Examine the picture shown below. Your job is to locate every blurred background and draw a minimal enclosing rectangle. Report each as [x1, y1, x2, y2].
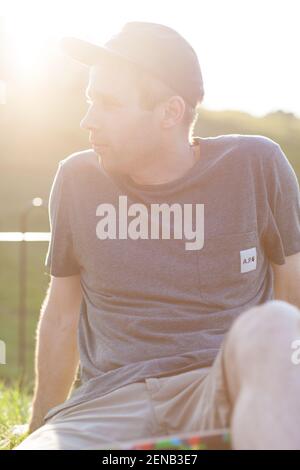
[0, 0, 299, 389]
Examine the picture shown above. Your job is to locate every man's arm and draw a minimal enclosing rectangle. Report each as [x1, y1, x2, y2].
[272, 252, 300, 310]
[28, 274, 82, 434]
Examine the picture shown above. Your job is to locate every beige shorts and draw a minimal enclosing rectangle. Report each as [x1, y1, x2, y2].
[15, 346, 232, 450]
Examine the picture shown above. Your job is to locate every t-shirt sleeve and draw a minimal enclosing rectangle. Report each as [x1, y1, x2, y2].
[262, 142, 300, 265]
[45, 161, 81, 276]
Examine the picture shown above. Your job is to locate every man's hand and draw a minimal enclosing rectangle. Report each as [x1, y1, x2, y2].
[28, 413, 45, 435]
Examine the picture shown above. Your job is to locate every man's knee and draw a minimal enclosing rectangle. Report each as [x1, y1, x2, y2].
[227, 300, 300, 357]
[223, 300, 300, 399]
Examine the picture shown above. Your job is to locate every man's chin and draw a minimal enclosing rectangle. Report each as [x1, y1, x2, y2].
[101, 156, 124, 176]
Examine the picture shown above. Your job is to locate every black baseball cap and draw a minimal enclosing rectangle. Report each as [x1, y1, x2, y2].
[60, 21, 204, 107]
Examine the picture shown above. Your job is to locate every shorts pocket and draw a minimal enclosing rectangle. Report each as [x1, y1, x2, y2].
[197, 231, 261, 308]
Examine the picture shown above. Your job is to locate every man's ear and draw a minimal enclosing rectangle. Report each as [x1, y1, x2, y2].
[161, 96, 186, 128]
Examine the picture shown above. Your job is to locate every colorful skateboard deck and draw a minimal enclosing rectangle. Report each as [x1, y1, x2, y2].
[101, 428, 231, 450]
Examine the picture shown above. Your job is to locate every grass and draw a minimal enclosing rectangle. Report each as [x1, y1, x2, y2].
[0, 382, 30, 450]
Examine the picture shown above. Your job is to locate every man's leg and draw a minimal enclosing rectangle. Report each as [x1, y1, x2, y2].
[223, 300, 300, 449]
[14, 381, 162, 450]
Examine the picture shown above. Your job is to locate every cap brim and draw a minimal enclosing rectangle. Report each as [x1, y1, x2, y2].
[60, 37, 128, 67]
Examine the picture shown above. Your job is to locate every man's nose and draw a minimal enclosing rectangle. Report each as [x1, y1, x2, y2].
[80, 106, 98, 131]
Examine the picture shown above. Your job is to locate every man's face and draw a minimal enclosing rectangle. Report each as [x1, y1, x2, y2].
[80, 60, 161, 175]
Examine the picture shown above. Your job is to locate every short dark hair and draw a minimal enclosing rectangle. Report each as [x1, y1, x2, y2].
[131, 66, 201, 141]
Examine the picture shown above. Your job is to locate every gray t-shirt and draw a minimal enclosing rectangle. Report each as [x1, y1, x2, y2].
[44, 134, 300, 420]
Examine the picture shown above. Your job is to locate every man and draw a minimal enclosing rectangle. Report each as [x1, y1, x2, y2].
[16, 22, 300, 450]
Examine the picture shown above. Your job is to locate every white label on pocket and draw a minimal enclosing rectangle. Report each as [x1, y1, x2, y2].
[240, 247, 257, 273]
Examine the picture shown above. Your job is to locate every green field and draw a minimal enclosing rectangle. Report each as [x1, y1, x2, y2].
[0, 382, 30, 450]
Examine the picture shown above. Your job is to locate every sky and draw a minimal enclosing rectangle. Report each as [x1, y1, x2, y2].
[1, 0, 300, 118]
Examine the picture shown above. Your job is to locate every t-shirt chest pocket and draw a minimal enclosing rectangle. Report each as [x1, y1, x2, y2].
[197, 231, 261, 308]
